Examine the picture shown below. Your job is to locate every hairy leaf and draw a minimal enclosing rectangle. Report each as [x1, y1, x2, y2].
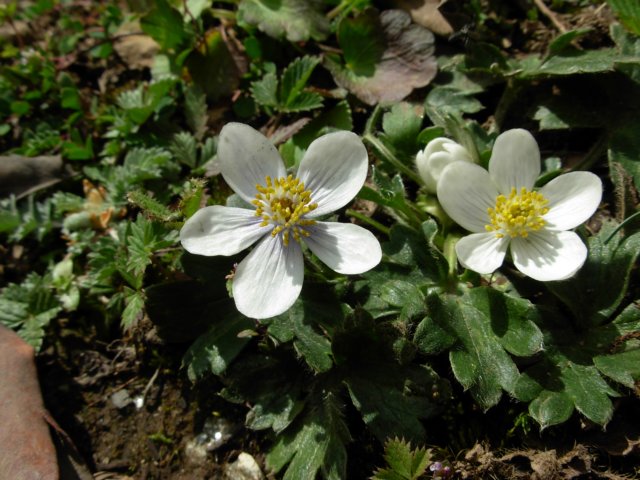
[0, 273, 61, 351]
[238, 0, 329, 42]
[183, 307, 255, 378]
[546, 222, 640, 328]
[266, 392, 350, 480]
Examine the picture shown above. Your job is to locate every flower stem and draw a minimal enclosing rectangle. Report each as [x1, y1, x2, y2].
[346, 209, 390, 236]
[604, 210, 640, 244]
[443, 232, 462, 282]
[571, 133, 607, 172]
[363, 133, 423, 185]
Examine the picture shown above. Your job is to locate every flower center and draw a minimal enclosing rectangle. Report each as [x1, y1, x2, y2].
[252, 175, 318, 246]
[486, 187, 550, 238]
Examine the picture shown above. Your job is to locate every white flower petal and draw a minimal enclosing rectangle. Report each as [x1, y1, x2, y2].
[233, 234, 304, 319]
[218, 123, 286, 204]
[511, 230, 587, 281]
[417, 138, 473, 193]
[304, 222, 382, 274]
[296, 131, 368, 217]
[180, 206, 266, 256]
[489, 129, 540, 194]
[437, 162, 499, 233]
[539, 171, 602, 230]
[455, 233, 509, 274]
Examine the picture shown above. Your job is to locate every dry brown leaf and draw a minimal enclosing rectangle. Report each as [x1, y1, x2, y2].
[0, 155, 63, 198]
[113, 21, 159, 70]
[0, 325, 59, 480]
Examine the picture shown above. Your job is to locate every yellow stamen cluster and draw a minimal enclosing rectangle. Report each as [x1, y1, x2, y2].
[252, 175, 318, 246]
[486, 187, 550, 238]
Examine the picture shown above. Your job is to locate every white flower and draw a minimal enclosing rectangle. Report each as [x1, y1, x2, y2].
[437, 129, 602, 281]
[180, 123, 382, 319]
[416, 137, 473, 193]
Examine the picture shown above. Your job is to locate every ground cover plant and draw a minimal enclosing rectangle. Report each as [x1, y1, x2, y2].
[1, 0, 640, 478]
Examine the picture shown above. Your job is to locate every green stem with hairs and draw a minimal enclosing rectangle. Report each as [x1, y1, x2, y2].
[363, 133, 423, 185]
[346, 209, 390, 236]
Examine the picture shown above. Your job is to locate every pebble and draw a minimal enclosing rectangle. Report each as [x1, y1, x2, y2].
[223, 453, 264, 480]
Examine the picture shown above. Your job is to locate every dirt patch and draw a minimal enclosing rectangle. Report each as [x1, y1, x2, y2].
[37, 319, 267, 479]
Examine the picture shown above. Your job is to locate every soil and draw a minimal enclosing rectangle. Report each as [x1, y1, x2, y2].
[38, 317, 270, 479]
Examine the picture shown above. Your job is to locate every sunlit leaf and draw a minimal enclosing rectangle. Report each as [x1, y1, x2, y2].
[238, 0, 329, 42]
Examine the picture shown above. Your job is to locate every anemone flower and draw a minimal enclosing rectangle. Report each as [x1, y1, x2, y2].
[180, 123, 382, 319]
[437, 129, 602, 281]
[415, 137, 473, 193]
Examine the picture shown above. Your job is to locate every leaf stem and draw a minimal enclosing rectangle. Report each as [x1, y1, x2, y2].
[604, 211, 640, 244]
[363, 133, 423, 185]
[346, 209, 390, 236]
[571, 133, 607, 172]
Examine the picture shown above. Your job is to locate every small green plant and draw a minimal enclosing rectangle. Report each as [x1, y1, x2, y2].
[371, 437, 434, 480]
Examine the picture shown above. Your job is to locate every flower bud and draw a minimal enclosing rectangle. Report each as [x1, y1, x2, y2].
[415, 138, 473, 193]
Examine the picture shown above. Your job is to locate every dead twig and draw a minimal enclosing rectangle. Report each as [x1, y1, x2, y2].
[533, 0, 568, 33]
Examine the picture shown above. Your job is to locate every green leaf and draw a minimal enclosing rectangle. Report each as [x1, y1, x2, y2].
[414, 315, 457, 355]
[117, 78, 178, 125]
[184, 85, 207, 140]
[514, 305, 640, 428]
[337, 9, 385, 76]
[170, 131, 198, 168]
[548, 28, 593, 55]
[0, 273, 62, 351]
[428, 292, 521, 409]
[221, 354, 306, 433]
[185, 29, 239, 101]
[535, 48, 636, 76]
[238, 0, 329, 42]
[467, 288, 544, 357]
[251, 72, 279, 108]
[607, 0, 640, 35]
[382, 102, 423, 153]
[268, 287, 342, 372]
[345, 365, 439, 443]
[517, 351, 618, 428]
[379, 280, 426, 321]
[127, 190, 177, 222]
[121, 288, 145, 330]
[125, 215, 178, 280]
[594, 349, 640, 388]
[60, 86, 82, 110]
[280, 56, 320, 107]
[546, 223, 640, 327]
[425, 86, 483, 117]
[610, 23, 640, 84]
[266, 392, 349, 480]
[609, 117, 640, 193]
[183, 307, 255, 379]
[335, 322, 444, 443]
[288, 100, 353, 153]
[528, 390, 574, 429]
[140, 0, 188, 50]
[372, 438, 432, 480]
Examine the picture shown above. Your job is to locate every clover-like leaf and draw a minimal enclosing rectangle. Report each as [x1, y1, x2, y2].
[325, 9, 437, 105]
